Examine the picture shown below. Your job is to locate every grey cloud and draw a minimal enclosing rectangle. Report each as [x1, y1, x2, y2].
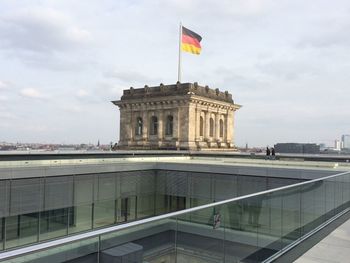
[0, 8, 91, 54]
[213, 68, 270, 91]
[0, 80, 11, 89]
[297, 21, 350, 49]
[19, 88, 49, 99]
[256, 60, 320, 80]
[104, 69, 157, 86]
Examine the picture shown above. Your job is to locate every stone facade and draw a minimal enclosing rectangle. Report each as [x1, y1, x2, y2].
[112, 82, 241, 150]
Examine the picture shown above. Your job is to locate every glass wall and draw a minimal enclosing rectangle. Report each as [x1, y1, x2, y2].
[0, 169, 311, 252]
[1, 172, 349, 263]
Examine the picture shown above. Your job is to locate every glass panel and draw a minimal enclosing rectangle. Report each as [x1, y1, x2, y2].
[68, 204, 93, 234]
[314, 180, 326, 226]
[257, 192, 282, 261]
[44, 177, 73, 211]
[224, 198, 259, 262]
[93, 200, 116, 228]
[154, 194, 168, 215]
[2, 237, 99, 263]
[324, 179, 335, 220]
[344, 174, 350, 209]
[5, 213, 39, 249]
[10, 178, 43, 216]
[0, 218, 3, 251]
[74, 174, 93, 206]
[0, 180, 10, 218]
[39, 208, 68, 241]
[334, 176, 343, 214]
[281, 186, 301, 247]
[137, 194, 155, 219]
[176, 205, 225, 263]
[100, 218, 175, 262]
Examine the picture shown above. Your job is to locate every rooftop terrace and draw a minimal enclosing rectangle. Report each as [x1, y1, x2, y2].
[0, 152, 349, 263]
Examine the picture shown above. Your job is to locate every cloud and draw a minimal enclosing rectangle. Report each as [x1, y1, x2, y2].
[298, 28, 350, 49]
[0, 111, 17, 119]
[166, 0, 271, 17]
[0, 95, 9, 102]
[62, 104, 84, 113]
[0, 7, 91, 54]
[76, 89, 89, 97]
[104, 69, 157, 85]
[256, 60, 320, 80]
[0, 80, 10, 89]
[19, 88, 47, 99]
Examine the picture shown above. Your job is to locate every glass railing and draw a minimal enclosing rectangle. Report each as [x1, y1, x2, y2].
[0, 171, 349, 263]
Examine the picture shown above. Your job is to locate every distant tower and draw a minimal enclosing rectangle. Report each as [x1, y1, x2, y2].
[112, 82, 241, 150]
[334, 140, 341, 151]
[341, 135, 350, 149]
[97, 140, 100, 147]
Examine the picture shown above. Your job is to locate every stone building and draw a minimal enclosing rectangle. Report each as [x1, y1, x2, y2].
[112, 82, 241, 150]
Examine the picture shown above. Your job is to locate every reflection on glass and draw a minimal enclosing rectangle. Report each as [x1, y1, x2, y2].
[137, 194, 155, 219]
[281, 187, 301, 247]
[93, 200, 115, 228]
[0, 218, 3, 251]
[224, 199, 259, 262]
[68, 205, 93, 234]
[257, 192, 282, 261]
[40, 208, 68, 241]
[177, 206, 225, 263]
[5, 213, 39, 249]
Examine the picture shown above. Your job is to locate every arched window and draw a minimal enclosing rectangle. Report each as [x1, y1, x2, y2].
[219, 119, 224, 137]
[209, 118, 214, 137]
[166, 115, 173, 136]
[150, 116, 158, 135]
[135, 117, 143, 136]
[199, 116, 204, 136]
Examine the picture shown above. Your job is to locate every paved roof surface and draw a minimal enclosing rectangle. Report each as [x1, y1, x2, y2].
[295, 218, 350, 263]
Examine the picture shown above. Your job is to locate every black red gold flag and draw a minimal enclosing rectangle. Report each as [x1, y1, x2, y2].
[181, 26, 202, 55]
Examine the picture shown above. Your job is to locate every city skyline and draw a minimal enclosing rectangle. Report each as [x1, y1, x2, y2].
[1, 0, 350, 147]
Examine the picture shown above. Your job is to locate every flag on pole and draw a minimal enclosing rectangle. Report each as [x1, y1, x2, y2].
[181, 26, 202, 55]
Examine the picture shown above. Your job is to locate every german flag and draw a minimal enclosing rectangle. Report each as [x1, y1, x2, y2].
[181, 26, 202, 55]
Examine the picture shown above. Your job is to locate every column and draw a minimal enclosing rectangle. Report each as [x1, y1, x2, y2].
[128, 104, 135, 142]
[226, 109, 234, 146]
[195, 106, 199, 140]
[204, 111, 210, 140]
[224, 112, 228, 143]
[173, 108, 180, 140]
[158, 110, 164, 141]
[142, 108, 148, 141]
[215, 112, 220, 141]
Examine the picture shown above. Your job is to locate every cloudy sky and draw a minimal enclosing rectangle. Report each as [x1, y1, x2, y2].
[0, 0, 349, 147]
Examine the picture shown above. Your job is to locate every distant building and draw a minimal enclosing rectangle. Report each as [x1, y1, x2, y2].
[341, 135, 350, 149]
[319, 143, 327, 151]
[112, 82, 241, 150]
[334, 140, 341, 151]
[274, 143, 320, 154]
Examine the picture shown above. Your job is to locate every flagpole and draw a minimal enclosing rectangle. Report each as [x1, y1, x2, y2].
[178, 22, 182, 82]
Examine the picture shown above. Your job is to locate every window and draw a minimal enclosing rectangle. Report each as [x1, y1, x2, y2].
[220, 119, 224, 137]
[199, 116, 204, 136]
[166, 115, 173, 136]
[135, 117, 143, 136]
[150, 116, 158, 135]
[209, 118, 214, 137]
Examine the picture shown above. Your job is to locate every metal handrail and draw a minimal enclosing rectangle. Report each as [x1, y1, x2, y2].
[0, 170, 349, 261]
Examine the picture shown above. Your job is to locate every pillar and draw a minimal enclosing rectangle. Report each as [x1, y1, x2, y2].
[204, 111, 210, 140]
[215, 111, 220, 141]
[158, 110, 164, 141]
[142, 108, 148, 141]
